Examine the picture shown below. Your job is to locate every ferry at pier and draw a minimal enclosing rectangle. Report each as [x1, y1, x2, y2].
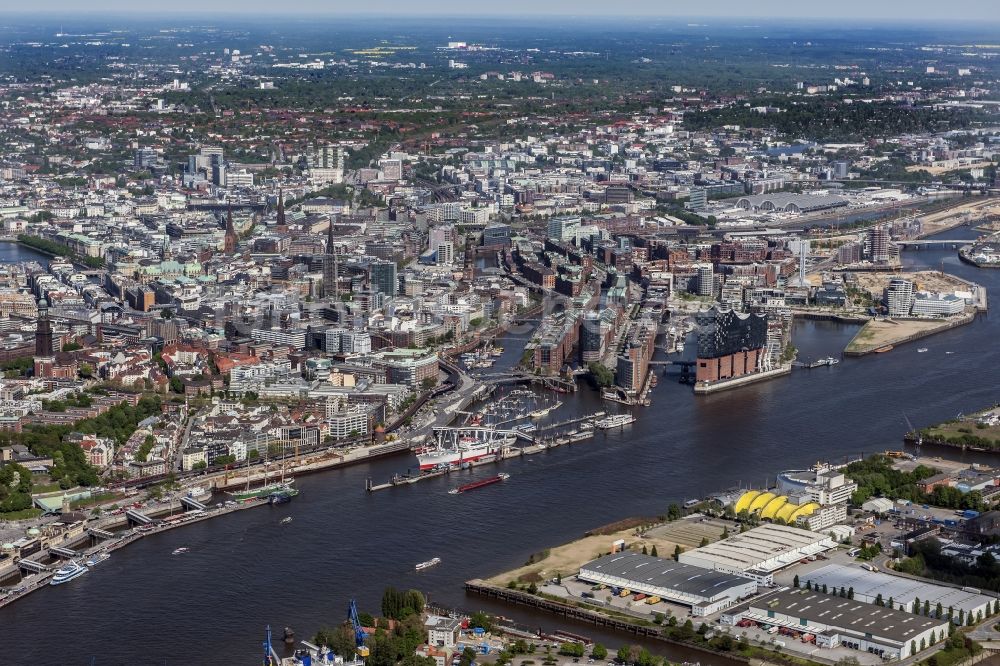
[415, 557, 441, 571]
[50, 561, 88, 586]
[85, 552, 110, 567]
[595, 414, 636, 429]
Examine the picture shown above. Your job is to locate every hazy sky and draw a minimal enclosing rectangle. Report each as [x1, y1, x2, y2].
[10, 0, 1000, 21]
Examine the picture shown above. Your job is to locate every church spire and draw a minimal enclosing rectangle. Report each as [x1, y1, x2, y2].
[224, 205, 237, 254]
[276, 188, 286, 227]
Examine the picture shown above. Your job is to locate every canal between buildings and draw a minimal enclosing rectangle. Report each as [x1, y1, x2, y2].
[2, 226, 999, 665]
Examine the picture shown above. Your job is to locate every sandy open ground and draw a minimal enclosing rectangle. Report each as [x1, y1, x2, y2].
[484, 517, 727, 586]
[844, 318, 949, 353]
[851, 270, 971, 297]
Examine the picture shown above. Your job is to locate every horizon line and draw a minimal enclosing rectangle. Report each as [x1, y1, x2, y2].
[3, 11, 1000, 25]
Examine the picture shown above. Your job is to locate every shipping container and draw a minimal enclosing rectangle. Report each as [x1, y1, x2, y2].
[619, 588, 631, 597]
[645, 596, 661, 605]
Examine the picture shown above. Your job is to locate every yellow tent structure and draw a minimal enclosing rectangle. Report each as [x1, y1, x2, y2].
[734, 490, 761, 513]
[733, 490, 820, 524]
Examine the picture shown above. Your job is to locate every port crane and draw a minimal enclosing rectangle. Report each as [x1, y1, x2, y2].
[903, 413, 923, 446]
[262, 625, 280, 666]
[349, 599, 370, 656]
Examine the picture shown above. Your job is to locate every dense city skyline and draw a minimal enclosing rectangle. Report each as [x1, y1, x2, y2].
[1, 7, 1000, 666]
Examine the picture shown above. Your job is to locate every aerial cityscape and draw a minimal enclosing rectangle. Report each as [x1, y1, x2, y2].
[2, 3, 1000, 665]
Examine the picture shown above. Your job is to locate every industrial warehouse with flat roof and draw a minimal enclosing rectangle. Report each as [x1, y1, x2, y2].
[578, 553, 757, 616]
[678, 524, 836, 583]
[722, 588, 950, 660]
[801, 564, 996, 619]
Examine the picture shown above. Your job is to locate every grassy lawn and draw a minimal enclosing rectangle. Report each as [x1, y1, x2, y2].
[32, 481, 66, 494]
[70, 491, 121, 510]
[0, 507, 43, 521]
[924, 420, 1000, 449]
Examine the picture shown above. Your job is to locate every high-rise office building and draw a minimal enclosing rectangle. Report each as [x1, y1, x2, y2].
[370, 261, 397, 297]
[866, 226, 891, 264]
[696, 263, 714, 297]
[306, 144, 345, 183]
[884, 279, 914, 317]
[134, 148, 158, 169]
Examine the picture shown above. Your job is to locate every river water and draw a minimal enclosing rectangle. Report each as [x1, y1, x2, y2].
[0, 242, 51, 266]
[2, 226, 998, 665]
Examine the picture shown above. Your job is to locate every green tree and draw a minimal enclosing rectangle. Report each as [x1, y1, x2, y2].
[591, 644, 607, 660]
[588, 362, 614, 387]
[469, 611, 492, 633]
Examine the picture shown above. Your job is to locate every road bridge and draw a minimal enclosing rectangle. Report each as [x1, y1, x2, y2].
[895, 239, 969, 249]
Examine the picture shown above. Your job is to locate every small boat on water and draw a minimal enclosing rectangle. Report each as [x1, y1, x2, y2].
[529, 401, 562, 419]
[449, 473, 510, 495]
[874, 345, 894, 353]
[269, 489, 297, 505]
[172, 547, 189, 555]
[280, 517, 293, 525]
[85, 552, 110, 567]
[415, 557, 441, 571]
[50, 561, 88, 586]
[917, 348, 928, 353]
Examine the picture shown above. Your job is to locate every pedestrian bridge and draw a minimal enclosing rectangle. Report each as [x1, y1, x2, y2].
[180, 495, 207, 511]
[17, 559, 49, 573]
[49, 546, 78, 559]
[124, 508, 153, 525]
[87, 527, 115, 540]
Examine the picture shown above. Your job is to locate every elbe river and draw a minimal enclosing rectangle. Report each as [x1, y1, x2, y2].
[1, 228, 998, 665]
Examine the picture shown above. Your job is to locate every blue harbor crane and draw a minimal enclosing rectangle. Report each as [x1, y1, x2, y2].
[349, 598, 366, 648]
[348, 598, 372, 656]
[263, 625, 279, 665]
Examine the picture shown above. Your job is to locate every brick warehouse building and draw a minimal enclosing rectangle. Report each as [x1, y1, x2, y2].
[695, 306, 768, 383]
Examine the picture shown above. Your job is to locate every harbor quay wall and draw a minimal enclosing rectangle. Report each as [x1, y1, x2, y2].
[464, 581, 832, 666]
[788, 310, 869, 324]
[693, 365, 792, 395]
[844, 312, 976, 357]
